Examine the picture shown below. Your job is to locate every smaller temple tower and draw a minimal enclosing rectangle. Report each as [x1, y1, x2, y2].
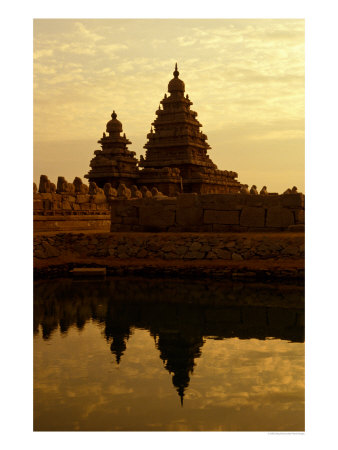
[85, 111, 139, 188]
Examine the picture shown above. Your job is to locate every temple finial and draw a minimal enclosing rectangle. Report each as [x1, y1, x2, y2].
[173, 62, 179, 78]
[111, 110, 117, 119]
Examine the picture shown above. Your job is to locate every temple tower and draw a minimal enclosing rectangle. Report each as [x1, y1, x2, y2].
[85, 111, 139, 188]
[139, 64, 241, 194]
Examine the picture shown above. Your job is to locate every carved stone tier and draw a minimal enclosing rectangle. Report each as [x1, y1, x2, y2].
[140, 64, 241, 194]
[137, 167, 183, 197]
[85, 111, 139, 189]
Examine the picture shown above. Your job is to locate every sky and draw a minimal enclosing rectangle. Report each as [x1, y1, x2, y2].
[33, 19, 304, 193]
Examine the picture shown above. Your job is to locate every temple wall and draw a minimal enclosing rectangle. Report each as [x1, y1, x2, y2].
[34, 180, 304, 233]
[33, 192, 110, 232]
[110, 193, 305, 232]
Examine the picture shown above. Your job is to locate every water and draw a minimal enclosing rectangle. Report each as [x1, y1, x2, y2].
[34, 277, 304, 431]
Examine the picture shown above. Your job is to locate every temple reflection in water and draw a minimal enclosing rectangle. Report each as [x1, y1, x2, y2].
[34, 277, 304, 405]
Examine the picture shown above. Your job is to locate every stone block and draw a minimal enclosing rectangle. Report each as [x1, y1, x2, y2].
[93, 193, 107, 204]
[204, 209, 240, 225]
[41, 242, 60, 258]
[43, 199, 53, 210]
[176, 206, 203, 226]
[116, 205, 138, 217]
[293, 209, 305, 224]
[110, 215, 122, 224]
[33, 200, 44, 211]
[96, 203, 109, 211]
[76, 194, 90, 204]
[212, 224, 233, 232]
[177, 193, 201, 208]
[266, 206, 294, 228]
[240, 207, 265, 227]
[72, 203, 80, 211]
[232, 253, 243, 261]
[214, 248, 231, 259]
[244, 196, 264, 207]
[139, 205, 175, 228]
[281, 194, 304, 208]
[110, 224, 131, 232]
[51, 193, 62, 202]
[288, 224, 305, 232]
[81, 203, 92, 210]
[261, 195, 282, 207]
[123, 216, 139, 225]
[184, 250, 206, 259]
[200, 194, 244, 210]
[40, 193, 53, 201]
[152, 198, 177, 206]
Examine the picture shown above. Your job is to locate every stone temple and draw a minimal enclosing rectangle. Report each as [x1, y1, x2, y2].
[86, 64, 241, 195]
[85, 111, 139, 188]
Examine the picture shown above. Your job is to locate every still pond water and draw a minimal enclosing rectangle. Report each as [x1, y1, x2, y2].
[34, 277, 304, 431]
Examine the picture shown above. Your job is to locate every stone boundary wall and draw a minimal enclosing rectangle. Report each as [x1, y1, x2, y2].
[34, 192, 110, 215]
[34, 232, 304, 261]
[110, 193, 305, 232]
[33, 192, 110, 232]
[33, 187, 304, 233]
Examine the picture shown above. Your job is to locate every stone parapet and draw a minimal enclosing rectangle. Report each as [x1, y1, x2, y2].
[110, 193, 305, 232]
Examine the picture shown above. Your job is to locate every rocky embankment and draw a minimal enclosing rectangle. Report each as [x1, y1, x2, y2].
[34, 232, 305, 280]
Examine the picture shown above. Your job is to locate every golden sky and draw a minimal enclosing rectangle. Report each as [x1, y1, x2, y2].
[33, 19, 304, 193]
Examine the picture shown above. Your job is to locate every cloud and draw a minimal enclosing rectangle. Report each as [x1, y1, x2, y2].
[74, 21, 105, 43]
[33, 48, 53, 59]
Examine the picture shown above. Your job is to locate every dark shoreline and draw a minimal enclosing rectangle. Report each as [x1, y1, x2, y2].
[33, 257, 304, 282]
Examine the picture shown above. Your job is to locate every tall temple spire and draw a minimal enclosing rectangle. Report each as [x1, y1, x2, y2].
[141, 64, 241, 194]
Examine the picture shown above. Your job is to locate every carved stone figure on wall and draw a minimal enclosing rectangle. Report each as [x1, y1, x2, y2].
[39, 175, 51, 193]
[103, 182, 117, 199]
[130, 185, 142, 199]
[73, 177, 89, 194]
[140, 186, 152, 198]
[117, 183, 131, 199]
[240, 184, 249, 194]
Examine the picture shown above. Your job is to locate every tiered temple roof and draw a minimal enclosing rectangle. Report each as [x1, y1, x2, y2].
[85, 64, 242, 194]
[139, 64, 241, 194]
[85, 111, 139, 188]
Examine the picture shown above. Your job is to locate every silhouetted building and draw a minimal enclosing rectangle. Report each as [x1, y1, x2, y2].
[85, 111, 139, 188]
[140, 64, 241, 195]
[104, 303, 132, 365]
[85, 65, 242, 194]
[156, 330, 204, 405]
